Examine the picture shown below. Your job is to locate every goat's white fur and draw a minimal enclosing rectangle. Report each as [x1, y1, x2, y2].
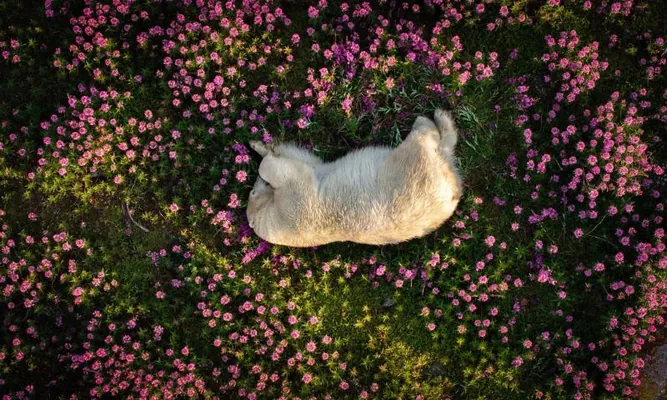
[246, 109, 463, 247]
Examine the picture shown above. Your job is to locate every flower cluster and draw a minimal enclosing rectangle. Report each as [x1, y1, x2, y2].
[0, 38, 21, 64]
[541, 31, 609, 122]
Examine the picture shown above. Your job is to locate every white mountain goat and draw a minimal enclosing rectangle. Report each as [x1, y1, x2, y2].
[246, 109, 463, 247]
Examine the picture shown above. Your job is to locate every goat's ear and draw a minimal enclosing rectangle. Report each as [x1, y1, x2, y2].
[258, 154, 304, 188]
[250, 140, 271, 157]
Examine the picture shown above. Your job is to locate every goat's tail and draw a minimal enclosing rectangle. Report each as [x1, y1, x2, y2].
[434, 109, 458, 156]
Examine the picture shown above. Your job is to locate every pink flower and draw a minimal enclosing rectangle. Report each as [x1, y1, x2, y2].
[302, 373, 313, 384]
[537, 269, 551, 283]
[296, 118, 308, 129]
[341, 97, 353, 114]
[236, 170, 247, 182]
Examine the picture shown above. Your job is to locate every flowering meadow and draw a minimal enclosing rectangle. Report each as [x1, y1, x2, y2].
[1, 0, 666, 399]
